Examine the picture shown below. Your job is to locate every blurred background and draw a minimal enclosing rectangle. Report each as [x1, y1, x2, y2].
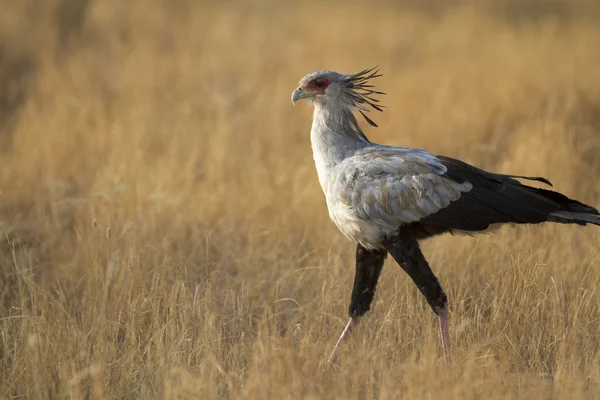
[1, 0, 600, 398]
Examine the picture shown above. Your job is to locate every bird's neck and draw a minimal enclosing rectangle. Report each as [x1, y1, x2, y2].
[310, 104, 370, 188]
[310, 105, 369, 163]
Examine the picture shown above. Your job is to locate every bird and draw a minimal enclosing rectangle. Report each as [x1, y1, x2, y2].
[290, 67, 600, 366]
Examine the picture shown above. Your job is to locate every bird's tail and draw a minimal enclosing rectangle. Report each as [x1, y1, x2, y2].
[532, 186, 600, 226]
[550, 210, 600, 225]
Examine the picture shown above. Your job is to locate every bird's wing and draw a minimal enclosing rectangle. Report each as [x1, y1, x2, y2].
[333, 147, 588, 234]
[333, 148, 473, 230]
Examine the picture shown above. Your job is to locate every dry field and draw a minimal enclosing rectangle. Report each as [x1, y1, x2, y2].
[1, 0, 600, 398]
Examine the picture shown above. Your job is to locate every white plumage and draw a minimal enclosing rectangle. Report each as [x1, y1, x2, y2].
[328, 147, 473, 249]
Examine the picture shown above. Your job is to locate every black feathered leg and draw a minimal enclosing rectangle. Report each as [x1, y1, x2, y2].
[327, 244, 387, 365]
[383, 227, 451, 365]
[349, 245, 388, 317]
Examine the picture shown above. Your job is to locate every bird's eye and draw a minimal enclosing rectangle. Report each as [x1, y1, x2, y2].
[315, 80, 325, 88]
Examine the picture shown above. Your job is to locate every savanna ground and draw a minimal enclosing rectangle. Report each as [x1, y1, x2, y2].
[1, 0, 600, 398]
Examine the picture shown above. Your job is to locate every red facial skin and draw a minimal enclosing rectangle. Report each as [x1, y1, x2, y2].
[305, 78, 331, 94]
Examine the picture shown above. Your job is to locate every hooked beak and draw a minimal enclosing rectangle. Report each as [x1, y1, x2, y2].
[291, 88, 315, 105]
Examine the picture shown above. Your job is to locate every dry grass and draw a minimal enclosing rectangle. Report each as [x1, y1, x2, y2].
[1, 0, 600, 398]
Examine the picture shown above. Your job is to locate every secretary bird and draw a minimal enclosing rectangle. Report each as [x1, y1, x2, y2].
[291, 67, 600, 365]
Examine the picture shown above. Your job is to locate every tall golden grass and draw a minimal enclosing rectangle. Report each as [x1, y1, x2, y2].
[1, 0, 600, 398]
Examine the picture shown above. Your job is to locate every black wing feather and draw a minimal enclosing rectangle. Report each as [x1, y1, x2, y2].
[417, 156, 599, 232]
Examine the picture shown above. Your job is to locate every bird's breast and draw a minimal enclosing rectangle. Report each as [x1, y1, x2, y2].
[324, 189, 385, 250]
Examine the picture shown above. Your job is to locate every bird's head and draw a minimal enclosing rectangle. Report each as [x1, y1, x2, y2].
[291, 67, 385, 127]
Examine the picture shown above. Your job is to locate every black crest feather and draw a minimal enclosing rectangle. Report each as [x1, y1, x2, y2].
[344, 66, 385, 127]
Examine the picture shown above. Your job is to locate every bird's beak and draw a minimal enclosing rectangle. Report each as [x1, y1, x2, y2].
[291, 88, 314, 105]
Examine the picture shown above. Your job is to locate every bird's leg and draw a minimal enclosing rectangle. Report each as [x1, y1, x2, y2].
[327, 244, 387, 365]
[438, 303, 451, 365]
[326, 317, 359, 365]
[383, 227, 451, 366]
